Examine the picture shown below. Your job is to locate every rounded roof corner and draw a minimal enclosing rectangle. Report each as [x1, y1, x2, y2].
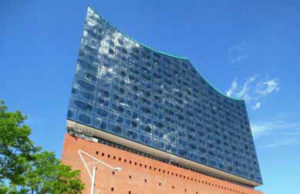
[205, 80, 244, 101]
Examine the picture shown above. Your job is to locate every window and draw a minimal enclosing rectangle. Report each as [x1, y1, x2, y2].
[96, 108, 108, 117]
[78, 114, 91, 124]
[108, 48, 115, 55]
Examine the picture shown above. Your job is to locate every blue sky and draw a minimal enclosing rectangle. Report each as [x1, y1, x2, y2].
[1, 0, 299, 193]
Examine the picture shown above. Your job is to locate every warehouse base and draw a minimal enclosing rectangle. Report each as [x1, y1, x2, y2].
[62, 133, 262, 194]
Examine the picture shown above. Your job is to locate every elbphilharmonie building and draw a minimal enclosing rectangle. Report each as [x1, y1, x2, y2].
[62, 7, 263, 194]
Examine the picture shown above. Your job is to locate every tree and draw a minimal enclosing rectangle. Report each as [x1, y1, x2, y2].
[0, 100, 38, 185]
[21, 152, 84, 194]
[0, 100, 84, 193]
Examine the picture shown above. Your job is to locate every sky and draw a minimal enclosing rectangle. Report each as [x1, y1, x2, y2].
[1, 0, 299, 193]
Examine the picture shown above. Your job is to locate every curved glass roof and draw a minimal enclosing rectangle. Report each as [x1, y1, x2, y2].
[88, 6, 243, 101]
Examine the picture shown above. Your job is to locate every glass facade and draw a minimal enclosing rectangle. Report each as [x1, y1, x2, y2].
[67, 7, 262, 184]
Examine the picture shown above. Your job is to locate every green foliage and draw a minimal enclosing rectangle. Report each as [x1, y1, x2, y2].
[0, 100, 39, 185]
[0, 100, 84, 193]
[0, 181, 18, 194]
[22, 152, 84, 193]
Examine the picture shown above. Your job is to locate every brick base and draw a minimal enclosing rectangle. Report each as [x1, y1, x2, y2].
[62, 133, 262, 194]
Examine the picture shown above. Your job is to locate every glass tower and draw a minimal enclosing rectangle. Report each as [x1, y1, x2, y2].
[67, 7, 262, 185]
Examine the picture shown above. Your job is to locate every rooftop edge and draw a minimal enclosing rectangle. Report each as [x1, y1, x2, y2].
[86, 6, 244, 102]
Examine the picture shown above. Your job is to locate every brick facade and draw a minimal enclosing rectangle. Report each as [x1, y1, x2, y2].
[62, 133, 262, 194]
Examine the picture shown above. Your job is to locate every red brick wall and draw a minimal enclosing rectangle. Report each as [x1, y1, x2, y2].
[62, 133, 263, 194]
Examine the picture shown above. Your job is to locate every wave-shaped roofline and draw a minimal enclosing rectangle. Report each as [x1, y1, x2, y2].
[87, 6, 244, 101]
